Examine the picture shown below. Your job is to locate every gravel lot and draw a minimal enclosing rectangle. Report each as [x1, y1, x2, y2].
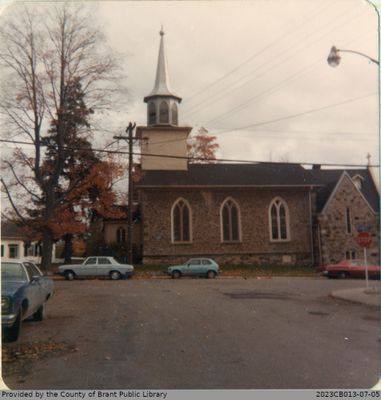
[3, 277, 380, 389]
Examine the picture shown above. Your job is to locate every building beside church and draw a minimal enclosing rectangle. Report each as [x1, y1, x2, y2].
[133, 30, 379, 267]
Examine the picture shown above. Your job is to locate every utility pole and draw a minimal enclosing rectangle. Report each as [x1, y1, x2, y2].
[114, 122, 137, 264]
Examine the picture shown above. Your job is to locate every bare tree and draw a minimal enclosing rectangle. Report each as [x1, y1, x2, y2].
[0, 3, 125, 270]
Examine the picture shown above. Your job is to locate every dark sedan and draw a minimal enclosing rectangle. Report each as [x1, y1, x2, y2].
[1, 260, 54, 342]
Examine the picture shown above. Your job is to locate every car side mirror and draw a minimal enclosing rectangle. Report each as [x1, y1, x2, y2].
[31, 275, 40, 282]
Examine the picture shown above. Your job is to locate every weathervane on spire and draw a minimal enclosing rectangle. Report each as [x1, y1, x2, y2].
[160, 25, 164, 36]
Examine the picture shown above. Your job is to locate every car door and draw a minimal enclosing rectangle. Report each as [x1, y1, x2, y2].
[350, 260, 363, 278]
[187, 259, 201, 276]
[201, 259, 212, 275]
[96, 257, 113, 277]
[23, 262, 44, 316]
[33, 264, 52, 297]
[79, 257, 98, 276]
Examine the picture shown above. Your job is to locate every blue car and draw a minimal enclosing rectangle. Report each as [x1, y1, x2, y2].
[168, 258, 220, 279]
[1, 260, 54, 342]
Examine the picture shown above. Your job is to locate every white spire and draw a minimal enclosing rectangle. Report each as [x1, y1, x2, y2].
[145, 28, 180, 100]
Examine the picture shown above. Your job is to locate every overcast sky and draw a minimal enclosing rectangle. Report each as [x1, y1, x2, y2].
[92, 0, 380, 168]
[1, 0, 380, 169]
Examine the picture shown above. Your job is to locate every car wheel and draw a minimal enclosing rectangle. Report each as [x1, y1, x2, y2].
[65, 270, 75, 281]
[339, 271, 349, 279]
[110, 271, 121, 280]
[172, 270, 181, 279]
[4, 308, 22, 342]
[33, 302, 45, 322]
[207, 270, 216, 279]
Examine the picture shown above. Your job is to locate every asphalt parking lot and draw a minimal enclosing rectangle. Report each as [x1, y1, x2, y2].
[2, 277, 380, 389]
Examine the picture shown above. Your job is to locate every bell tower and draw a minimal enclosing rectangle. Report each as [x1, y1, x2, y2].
[137, 28, 192, 171]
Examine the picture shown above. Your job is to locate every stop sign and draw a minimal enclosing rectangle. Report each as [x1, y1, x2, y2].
[356, 232, 372, 248]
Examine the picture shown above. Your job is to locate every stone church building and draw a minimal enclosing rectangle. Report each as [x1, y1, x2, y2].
[130, 30, 379, 267]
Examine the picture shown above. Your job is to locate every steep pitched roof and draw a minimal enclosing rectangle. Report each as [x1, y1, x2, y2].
[136, 163, 379, 213]
[144, 29, 181, 102]
[136, 163, 314, 187]
[308, 168, 379, 212]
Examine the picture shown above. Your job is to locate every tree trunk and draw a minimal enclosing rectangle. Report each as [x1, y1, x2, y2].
[63, 233, 73, 264]
[41, 228, 54, 271]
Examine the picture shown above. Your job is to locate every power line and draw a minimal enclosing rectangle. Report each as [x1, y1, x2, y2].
[5, 90, 373, 154]
[203, 60, 320, 127]
[183, 1, 332, 105]
[182, 4, 361, 119]
[0, 138, 377, 168]
[215, 92, 378, 134]
[203, 29, 378, 127]
[203, 33, 374, 127]
[139, 91, 378, 147]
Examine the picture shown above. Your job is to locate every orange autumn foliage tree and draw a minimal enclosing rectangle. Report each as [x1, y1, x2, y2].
[187, 127, 219, 163]
[16, 157, 126, 257]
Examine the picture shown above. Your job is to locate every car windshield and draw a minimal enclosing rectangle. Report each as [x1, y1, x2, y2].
[1, 262, 28, 282]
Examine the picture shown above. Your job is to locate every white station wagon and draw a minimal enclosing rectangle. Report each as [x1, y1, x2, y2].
[58, 257, 134, 280]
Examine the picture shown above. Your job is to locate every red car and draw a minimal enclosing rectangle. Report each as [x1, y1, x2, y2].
[322, 259, 380, 279]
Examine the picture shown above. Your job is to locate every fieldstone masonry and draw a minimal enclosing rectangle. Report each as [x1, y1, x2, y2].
[318, 174, 379, 265]
[139, 187, 313, 266]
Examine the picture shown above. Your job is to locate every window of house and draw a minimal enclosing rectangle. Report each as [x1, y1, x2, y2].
[148, 102, 156, 125]
[269, 197, 290, 241]
[172, 199, 192, 243]
[29, 245, 34, 256]
[24, 243, 34, 257]
[159, 101, 169, 124]
[116, 227, 126, 243]
[1, 245, 4, 257]
[346, 208, 352, 234]
[345, 250, 357, 260]
[221, 198, 241, 242]
[171, 103, 178, 125]
[8, 244, 19, 259]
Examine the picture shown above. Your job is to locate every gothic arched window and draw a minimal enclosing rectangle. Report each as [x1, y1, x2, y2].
[159, 101, 169, 124]
[346, 207, 352, 234]
[171, 103, 178, 125]
[171, 198, 192, 242]
[269, 197, 290, 241]
[148, 102, 156, 125]
[116, 226, 126, 243]
[221, 198, 241, 242]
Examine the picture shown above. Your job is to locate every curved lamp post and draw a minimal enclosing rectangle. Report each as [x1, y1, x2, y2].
[327, 1, 380, 291]
[327, 46, 379, 67]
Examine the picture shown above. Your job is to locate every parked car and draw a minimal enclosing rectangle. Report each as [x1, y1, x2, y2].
[58, 256, 134, 280]
[168, 258, 219, 279]
[322, 259, 381, 279]
[1, 260, 54, 342]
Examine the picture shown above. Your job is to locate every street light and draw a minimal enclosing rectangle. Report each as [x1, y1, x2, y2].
[327, 35, 380, 290]
[327, 45, 379, 67]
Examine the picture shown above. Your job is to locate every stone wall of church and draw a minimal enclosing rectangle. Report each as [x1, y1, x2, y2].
[138, 187, 314, 266]
[317, 175, 379, 265]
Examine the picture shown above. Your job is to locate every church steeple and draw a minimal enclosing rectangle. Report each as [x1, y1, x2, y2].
[144, 28, 182, 126]
[137, 28, 191, 171]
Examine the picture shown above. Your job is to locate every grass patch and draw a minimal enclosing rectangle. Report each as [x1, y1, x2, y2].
[220, 264, 318, 276]
[134, 264, 318, 277]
